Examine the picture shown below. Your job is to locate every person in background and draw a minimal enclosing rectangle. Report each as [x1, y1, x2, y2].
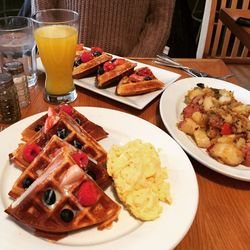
[31, 0, 176, 57]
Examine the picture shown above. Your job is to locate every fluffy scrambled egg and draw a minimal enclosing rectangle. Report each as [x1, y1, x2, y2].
[107, 139, 171, 221]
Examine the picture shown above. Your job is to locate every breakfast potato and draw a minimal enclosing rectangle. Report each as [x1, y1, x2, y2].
[178, 118, 199, 135]
[193, 129, 211, 148]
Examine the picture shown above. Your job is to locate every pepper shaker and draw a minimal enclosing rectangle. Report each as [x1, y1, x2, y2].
[0, 72, 21, 123]
[3, 61, 30, 108]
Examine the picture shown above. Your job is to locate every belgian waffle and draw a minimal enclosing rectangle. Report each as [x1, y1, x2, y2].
[5, 150, 121, 233]
[10, 112, 107, 171]
[116, 67, 165, 96]
[73, 53, 112, 79]
[9, 135, 112, 200]
[21, 105, 108, 142]
[96, 60, 137, 88]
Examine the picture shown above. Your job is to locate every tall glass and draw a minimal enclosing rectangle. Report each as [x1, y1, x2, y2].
[32, 9, 79, 104]
[0, 16, 37, 87]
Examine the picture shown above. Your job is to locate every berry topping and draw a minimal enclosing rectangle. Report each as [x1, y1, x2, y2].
[71, 151, 89, 169]
[57, 128, 69, 139]
[74, 57, 82, 67]
[93, 51, 102, 57]
[23, 143, 42, 163]
[34, 124, 43, 132]
[91, 47, 103, 54]
[86, 170, 96, 180]
[103, 61, 115, 72]
[60, 208, 74, 222]
[137, 67, 153, 77]
[77, 180, 98, 206]
[128, 73, 145, 82]
[113, 58, 125, 66]
[72, 139, 82, 149]
[97, 66, 104, 75]
[144, 76, 152, 80]
[44, 107, 59, 133]
[59, 103, 74, 116]
[22, 176, 34, 189]
[75, 118, 82, 125]
[80, 52, 93, 63]
[43, 188, 56, 205]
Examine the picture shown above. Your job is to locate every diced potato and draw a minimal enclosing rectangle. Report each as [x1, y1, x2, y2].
[232, 104, 250, 116]
[187, 88, 204, 102]
[203, 96, 214, 111]
[178, 118, 199, 135]
[217, 135, 235, 144]
[191, 111, 207, 127]
[193, 129, 211, 148]
[208, 142, 244, 166]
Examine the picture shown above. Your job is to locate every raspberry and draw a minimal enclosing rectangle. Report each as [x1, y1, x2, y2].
[80, 52, 93, 63]
[113, 58, 125, 66]
[59, 104, 74, 116]
[77, 180, 98, 206]
[103, 61, 115, 71]
[23, 143, 42, 163]
[91, 47, 103, 54]
[71, 151, 89, 169]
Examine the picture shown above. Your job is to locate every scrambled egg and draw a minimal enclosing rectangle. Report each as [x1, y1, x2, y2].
[107, 139, 171, 221]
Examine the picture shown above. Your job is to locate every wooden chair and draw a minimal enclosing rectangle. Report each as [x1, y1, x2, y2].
[196, 0, 250, 63]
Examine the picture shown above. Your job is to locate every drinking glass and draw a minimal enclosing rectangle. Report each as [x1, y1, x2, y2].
[32, 9, 79, 104]
[0, 16, 37, 87]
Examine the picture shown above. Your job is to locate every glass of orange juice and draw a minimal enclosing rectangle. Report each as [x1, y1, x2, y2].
[32, 9, 79, 103]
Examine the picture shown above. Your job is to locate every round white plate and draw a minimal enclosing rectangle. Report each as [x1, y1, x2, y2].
[160, 77, 250, 182]
[0, 107, 198, 250]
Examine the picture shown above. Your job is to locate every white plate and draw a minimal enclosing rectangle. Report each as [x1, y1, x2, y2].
[160, 77, 250, 182]
[0, 107, 198, 250]
[37, 57, 180, 110]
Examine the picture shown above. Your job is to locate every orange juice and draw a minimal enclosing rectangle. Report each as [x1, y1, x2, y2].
[34, 25, 78, 95]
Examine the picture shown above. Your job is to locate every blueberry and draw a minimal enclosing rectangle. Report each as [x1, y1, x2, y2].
[87, 170, 96, 180]
[74, 58, 82, 67]
[75, 118, 82, 125]
[43, 189, 56, 205]
[57, 128, 68, 139]
[97, 66, 104, 75]
[34, 124, 43, 132]
[72, 139, 82, 149]
[144, 76, 152, 80]
[60, 208, 74, 222]
[93, 51, 102, 57]
[22, 177, 34, 188]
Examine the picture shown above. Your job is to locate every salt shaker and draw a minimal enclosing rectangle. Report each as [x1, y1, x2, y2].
[3, 61, 30, 108]
[0, 72, 21, 123]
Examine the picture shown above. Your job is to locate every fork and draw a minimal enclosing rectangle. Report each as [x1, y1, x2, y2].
[154, 54, 234, 80]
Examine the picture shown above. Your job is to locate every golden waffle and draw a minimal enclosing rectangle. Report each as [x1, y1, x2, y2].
[21, 105, 108, 142]
[9, 135, 112, 199]
[5, 150, 121, 233]
[10, 112, 107, 171]
[116, 67, 165, 96]
[96, 60, 137, 88]
[73, 53, 112, 79]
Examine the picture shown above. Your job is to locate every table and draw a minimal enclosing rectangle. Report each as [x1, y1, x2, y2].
[219, 8, 250, 50]
[1, 58, 250, 249]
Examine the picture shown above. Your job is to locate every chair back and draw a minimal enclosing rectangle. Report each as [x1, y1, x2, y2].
[196, 0, 250, 63]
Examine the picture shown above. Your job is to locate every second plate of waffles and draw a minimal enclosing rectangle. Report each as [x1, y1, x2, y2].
[0, 107, 198, 250]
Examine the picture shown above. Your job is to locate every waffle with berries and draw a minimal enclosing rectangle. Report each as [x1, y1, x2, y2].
[116, 67, 165, 96]
[5, 149, 121, 233]
[96, 59, 137, 88]
[21, 104, 108, 142]
[9, 111, 107, 171]
[9, 135, 112, 200]
[73, 47, 112, 79]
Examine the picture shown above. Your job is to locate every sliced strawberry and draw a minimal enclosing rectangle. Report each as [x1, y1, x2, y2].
[23, 143, 42, 163]
[44, 107, 59, 133]
[71, 151, 89, 169]
[91, 47, 103, 53]
[77, 180, 98, 206]
[103, 61, 115, 71]
[47, 106, 57, 117]
[113, 58, 125, 66]
[81, 52, 93, 63]
[137, 67, 153, 77]
[128, 73, 144, 82]
[59, 103, 74, 116]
